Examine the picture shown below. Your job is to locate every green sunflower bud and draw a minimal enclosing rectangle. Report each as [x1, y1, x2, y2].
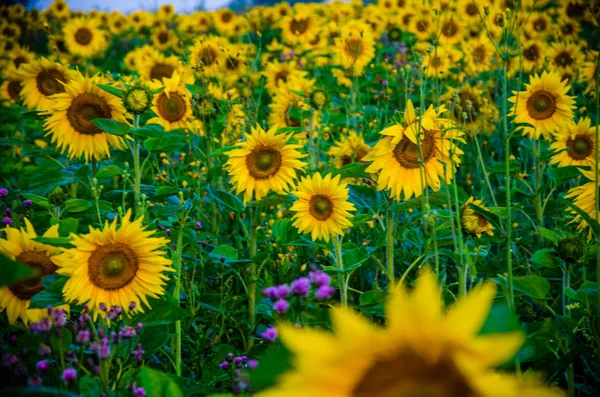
[310, 89, 328, 110]
[123, 85, 152, 115]
[48, 186, 66, 206]
[557, 236, 584, 263]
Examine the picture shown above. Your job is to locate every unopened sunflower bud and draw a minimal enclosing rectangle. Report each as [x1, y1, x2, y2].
[48, 186, 66, 206]
[124, 86, 152, 115]
[557, 236, 584, 263]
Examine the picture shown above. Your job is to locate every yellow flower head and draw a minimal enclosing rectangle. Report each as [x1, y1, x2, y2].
[461, 197, 495, 238]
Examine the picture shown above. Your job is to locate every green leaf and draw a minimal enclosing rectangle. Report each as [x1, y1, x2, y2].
[80, 375, 104, 397]
[58, 218, 79, 237]
[332, 162, 370, 179]
[358, 290, 387, 307]
[96, 165, 122, 179]
[32, 237, 75, 248]
[351, 214, 372, 227]
[185, 84, 204, 96]
[276, 127, 306, 134]
[247, 194, 294, 208]
[513, 275, 551, 299]
[49, 328, 72, 353]
[28, 275, 68, 309]
[538, 227, 560, 243]
[21, 110, 44, 120]
[207, 186, 245, 213]
[22, 193, 52, 208]
[0, 252, 36, 288]
[271, 219, 298, 245]
[64, 199, 92, 213]
[91, 119, 130, 136]
[97, 84, 125, 98]
[210, 245, 238, 262]
[251, 344, 292, 389]
[210, 144, 238, 157]
[144, 136, 186, 152]
[137, 367, 184, 397]
[390, 193, 448, 211]
[128, 295, 188, 327]
[547, 166, 582, 184]
[131, 124, 164, 138]
[531, 249, 560, 269]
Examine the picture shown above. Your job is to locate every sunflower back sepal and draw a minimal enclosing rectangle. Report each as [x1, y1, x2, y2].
[96, 84, 125, 99]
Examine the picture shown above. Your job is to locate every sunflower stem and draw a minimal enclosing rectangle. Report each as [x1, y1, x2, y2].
[386, 205, 394, 285]
[132, 115, 141, 216]
[172, 224, 184, 376]
[533, 138, 544, 230]
[248, 208, 259, 348]
[333, 234, 347, 308]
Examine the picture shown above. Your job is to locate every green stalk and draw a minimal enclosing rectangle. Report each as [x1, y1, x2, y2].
[172, 226, 184, 376]
[386, 205, 395, 285]
[533, 139, 543, 229]
[132, 115, 141, 216]
[247, 209, 259, 348]
[333, 235, 347, 308]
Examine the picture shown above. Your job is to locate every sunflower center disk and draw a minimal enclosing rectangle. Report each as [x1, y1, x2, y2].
[290, 18, 309, 35]
[157, 92, 187, 122]
[199, 47, 217, 66]
[527, 90, 556, 120]
[9, 250, 56, 300]
[36, 69, 67, 96]
[158, 32, 169, 44]
[346, 38, 363, 59]
[75, 27, 93, 45]
[8, 80, 22, 99]
[352, 351, 475, 397]
[67, 92, 112, 135]
[309, 195, 334, 221]
[88, 243, 139, 290]
[568, 135, 593, 160]
[442, 21, 458, 37]
[393, 131, 435, 169]
[150, 63, 175, 81]
[247, 148, 282, 179]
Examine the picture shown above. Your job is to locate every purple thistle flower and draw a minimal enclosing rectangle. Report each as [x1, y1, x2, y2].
[247, 359, 259, 369]
[3, 353, 18, 366]
[273, 299, 289, 315]
[275, 284, 291, 299]
[129, 302, 137, 311]
[28, 374, 43, 387]
[133, 387, 146, 397]
[99, 303, 107, 312]
[233, 356, 243, 367]
[195, 221, 202, 229]
[39, 344, 51, 356]
[0, 188, 8, 196]
[261, 327, 278, 342]
[5, 208, 11, 214]
[132, 344, 144, 362]
[76, 330, 90, 344]
[315, 285, 336, 300]
[61, 368, 77, 384]
[291, 277, 311, 298]
[98, 339, 110, 359]
[37, 360, 49, 372]
[309, 270, 330, 287]
[119, 326, 137, 339]
[220, 361, 229, 369]
[23, 199, 32, 207]
[262, 286, 278, 300]
[3, 217, 12, 225]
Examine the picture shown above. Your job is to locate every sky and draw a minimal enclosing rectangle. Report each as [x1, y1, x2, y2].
[30, 0, 231, 13]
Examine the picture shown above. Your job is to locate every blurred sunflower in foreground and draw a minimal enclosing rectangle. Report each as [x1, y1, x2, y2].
[257, 270, 562, 397]
[0, 220, 67, 325]
[55, 210, 173, 317]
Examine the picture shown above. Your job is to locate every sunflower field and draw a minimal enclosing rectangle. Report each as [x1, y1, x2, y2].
[1, 0, 600, 395]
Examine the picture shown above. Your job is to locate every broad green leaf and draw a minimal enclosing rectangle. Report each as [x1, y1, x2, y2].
[131, 124, 164, 138]
[22, 193, 51, 208]
[96, 165, 122, 179]
[0, 253, 36, 288]
[530, 249, 560, 269]
[137, 367, 184, 397]
[210, 245, 238, 262]
[97, 84, 125, 98]
[28, 275, 68, 309]
[91, 119, 130, 136]
[513, 275, 551, 299]
[332, 162, 370, 179]
[207, 186, 245, 213]
[64, 199, 92, 213]
[538, 227, 560, 243]
[128, 295, 189, 327]
[251, 344, 292, 389]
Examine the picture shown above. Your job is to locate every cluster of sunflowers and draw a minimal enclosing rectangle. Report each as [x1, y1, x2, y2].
[1, 0, 600, 395]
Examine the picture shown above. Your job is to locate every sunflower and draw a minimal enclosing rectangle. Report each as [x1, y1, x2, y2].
[461, 197, 494, 238]
[0, 66, 23, 104]
[443, 82, 499, 135]
[6, 45, 35, 69]
[54, 210, 172, 317]
[47, 0, 70, 18]
[269, 81, 313, 129]
[364, 99, 465, 200]
[137, 49, 182, 83]
[0, 219, 64, 325]
[525, 12, 552, 40]
[464, 38, 497, 75]
[548, 41, 583, 73]
[189, 36, 228, 77]
[63, 18, 107, 58]
[147, 72, 194, 131]
[422, 46, 461, 78]
[224, 124, 307, 203]
[565, 168, 600, 237]
[281, 9, 318, 46]
[263, 61, 307, 95]
[214, 8, 238, 37]
[521, 40, 544, 73]
[152, 24, 175, 51]
[129, 11, 153, 30]
[157, 3, 175, 21]
[43, 72, 128, 162]
[508, 71, 576, 140]
[550, 118, 597, 168]
[257, 269, 563, 397]
[328, 130, 371, 168]
[18, 57, 75, 111]
[334, 21, 375, 76]
[290, 173, 356, 242]
[438, 15, 464, 45]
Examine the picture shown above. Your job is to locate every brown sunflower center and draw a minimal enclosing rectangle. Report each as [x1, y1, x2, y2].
[88, 243, 139, 290]
[523, 44, 540, 61]
[199, 46, 218, 66]
[472, 46, 486, 63]
[416, 19, 429, 32]
[466, 3, 478, 16]
[36, 69, 67, 96]
[526, 90, 556, 120]
[275, 70, 289, 85]
[567, 135, 593, 160]
[157, 31, 169, 44]
[221, 11, 233, 23]
[157, 92, 187, 122]
[246, 147, 282, 179]
[75, 27, 93, 45]
[346, 38, 363, 58]
[352, 350, 477, 397]
[290, 17, 309, 35]
[393, 129, 435, 169]
[7, 79, 22, 99]
[441, 20, 458, 37]
[533, 17, 547, 32]
[286, 104, 303, 127]
[309, 195, 334, 221]
[9, 250, 56, 301]
[150, 62, 175, 81]
[554, 51, 574, 67]
[56, 39, 68, 53]
[561, 22, 575, 35]
[566, 2, 585, 19]
[67, 92, 112, 136]
[13, 56, 28, 68]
